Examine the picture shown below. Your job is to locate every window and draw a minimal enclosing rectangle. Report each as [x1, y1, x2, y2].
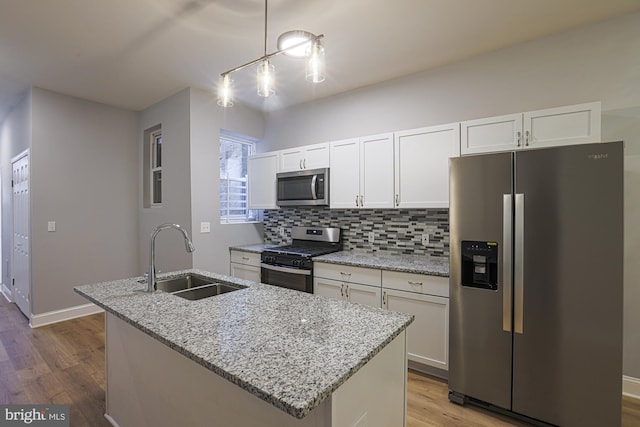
[150, 129, 162, 205]
[220, 131, 261, 223]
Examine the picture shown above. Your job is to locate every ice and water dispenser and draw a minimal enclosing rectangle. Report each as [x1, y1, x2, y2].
[461, 241, 498, 290]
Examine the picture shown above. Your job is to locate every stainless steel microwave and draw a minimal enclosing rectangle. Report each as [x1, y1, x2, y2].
[276, 168, 329, 207]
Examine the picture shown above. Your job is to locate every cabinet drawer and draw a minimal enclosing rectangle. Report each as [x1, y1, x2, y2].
[382, 270, 448, 297]
[314, 262, 381, 286]
[230, 250, 261, 267]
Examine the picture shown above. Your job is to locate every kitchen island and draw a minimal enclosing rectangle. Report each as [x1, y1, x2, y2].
[75, 269, 413, 427]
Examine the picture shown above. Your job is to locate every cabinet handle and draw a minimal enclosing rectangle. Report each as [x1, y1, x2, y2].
[359, 195, 363, 207]
[340, 272, 351, 279]
[408, 281, 423, 286]
[516, 131, 522, 147]
[345, 285, 349, 299]
[383, 291, 387, 307]
[525, 130, 530, 147]
[303, 158, 307, 169]
[395, 194, 399, 206]
[355, 195, 359, 207]
[242, 256, 250, 261]
[299, 159, 303, 169]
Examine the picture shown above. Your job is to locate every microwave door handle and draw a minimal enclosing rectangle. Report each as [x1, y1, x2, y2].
[311, 175, 318, 199]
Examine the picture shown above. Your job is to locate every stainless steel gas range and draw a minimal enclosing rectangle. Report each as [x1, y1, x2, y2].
[260, 226, 341, 293]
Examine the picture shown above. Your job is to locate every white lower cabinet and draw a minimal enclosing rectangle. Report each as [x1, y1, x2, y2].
[229, 250, 261, 282]
[383, 288, 448, 371]
[314, 276, 381, 308]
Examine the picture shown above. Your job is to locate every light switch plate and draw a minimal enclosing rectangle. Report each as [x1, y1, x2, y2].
[47, 221, 56, 232]
[368, 231, 375, 243]
[200, 222, 211, 233]
[422, 233, 429, 246]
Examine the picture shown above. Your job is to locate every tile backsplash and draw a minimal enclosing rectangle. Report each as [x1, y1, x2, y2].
[263, 208, 449, 258]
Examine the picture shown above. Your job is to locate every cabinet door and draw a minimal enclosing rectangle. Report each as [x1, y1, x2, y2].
[329, 138, 360, 208]
[303, 143, 330, 170]
[524, 101, 601, 149]
[395, 123, 460, 208]
[360, 133, 395, 208]
[313, 277, 345, 301]
[279, 148, 304, 172]
[383, 288, 449, 370]
[248, 152, 278, 209]
[461, 113, 523, 155]
[230, 263, 261, 282]
[346, 283, 381, 308]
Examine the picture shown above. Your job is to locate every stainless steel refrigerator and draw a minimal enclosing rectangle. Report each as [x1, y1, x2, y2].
[448, 142, 623, 426]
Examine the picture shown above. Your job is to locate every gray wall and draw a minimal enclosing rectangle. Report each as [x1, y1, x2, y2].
[29, 87, 139, 314]
[0, 90, 31, 291]
[138, 88, 193, 275]
[260, 12, 640, 378]
[189, 88, 265, 274]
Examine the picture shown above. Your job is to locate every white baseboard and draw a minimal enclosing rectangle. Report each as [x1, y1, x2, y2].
[623, 375, 640, 400]
[30, 303, 104, 328]
[1, 282, 12, 302]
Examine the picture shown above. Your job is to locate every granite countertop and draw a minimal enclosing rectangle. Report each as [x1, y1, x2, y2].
[229, 243, 278, 254]
[314, 251, 450, 277]
[74, 269, 413, 419]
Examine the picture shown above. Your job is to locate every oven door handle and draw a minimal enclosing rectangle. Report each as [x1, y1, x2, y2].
[261, 263, 312, 276]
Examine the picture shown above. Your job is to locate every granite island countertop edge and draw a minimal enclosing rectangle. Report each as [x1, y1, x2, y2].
[74, 269, 413, 419]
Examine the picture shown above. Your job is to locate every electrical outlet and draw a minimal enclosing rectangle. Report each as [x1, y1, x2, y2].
[279, 226, 286, 237]
[421, 233, 430, 246]
[200, 222, 211, 233]
[47, 221, 56, 232]
[368, 231, 375, 243]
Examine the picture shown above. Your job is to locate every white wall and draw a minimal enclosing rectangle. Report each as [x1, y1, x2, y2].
[261, 12, 640, 378]
[189, 88, 265, 274]
[0, 89, 31, 297]
[138, 89, 193, 275]
[29, 87, 139, 314]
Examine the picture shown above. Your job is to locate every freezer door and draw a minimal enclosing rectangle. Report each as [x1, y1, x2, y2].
[512, 142, 623, 426]
[449, 152, 513, 409]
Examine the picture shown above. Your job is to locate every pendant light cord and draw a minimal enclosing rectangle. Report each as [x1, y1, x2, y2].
[264, 0, 268, 57]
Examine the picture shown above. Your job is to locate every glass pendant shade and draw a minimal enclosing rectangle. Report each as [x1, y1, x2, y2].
[217, 75, 234, 107]
[257, 60, 275, 97]
[305, 39, 325, 83]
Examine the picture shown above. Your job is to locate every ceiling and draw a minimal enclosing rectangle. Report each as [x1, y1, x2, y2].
[2, 0, 640, 122]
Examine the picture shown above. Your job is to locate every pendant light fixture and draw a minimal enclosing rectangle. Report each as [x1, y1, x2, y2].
[217, 0, 325, 107]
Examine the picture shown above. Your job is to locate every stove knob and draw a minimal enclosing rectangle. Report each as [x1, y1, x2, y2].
[292, 259, 301, 267]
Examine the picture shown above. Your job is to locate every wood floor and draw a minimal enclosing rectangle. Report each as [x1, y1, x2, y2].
[0, 296, 638, 427]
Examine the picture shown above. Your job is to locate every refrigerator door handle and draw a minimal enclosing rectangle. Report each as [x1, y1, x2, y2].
[514, 193, 525, 334]
[503, 194, 513, 332]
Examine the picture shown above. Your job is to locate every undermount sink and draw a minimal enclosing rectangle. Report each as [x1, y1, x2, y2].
[154, 274, 246, 300]
[172, 283, 245, 301]
[156, 274, 212, 293]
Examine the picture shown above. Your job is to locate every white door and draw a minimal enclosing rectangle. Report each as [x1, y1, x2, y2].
[229, 263, 260, 283]
[460, 113, 523, 155]
[523, 102, 601, 149]
[302, 143, 330, 170]
[329, 138, 360, 209]
[313, 277, 344, 301]
[395, 123, 460, 208]
[248, 152, 278, 209]
[12, 151, 30, 318]
[346, 283, 381, 308]
[278, 148, 304, 172]
[360, 133, 394, 208]
[383, 288, 449, 370]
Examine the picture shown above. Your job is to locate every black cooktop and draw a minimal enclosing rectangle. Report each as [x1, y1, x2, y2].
[263, 244, 339, 258]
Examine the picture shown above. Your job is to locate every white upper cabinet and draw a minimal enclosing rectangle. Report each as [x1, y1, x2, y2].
[360, 133, 395, 209]
[330, 134, 394, 209]
[461, 102, 601, 155]
[524, 102, 601, 149]
[248, 152, 278, 209]
[279, 142, 329, 172]
[329, 138, 360, 208]
[394, 123, 460, 209]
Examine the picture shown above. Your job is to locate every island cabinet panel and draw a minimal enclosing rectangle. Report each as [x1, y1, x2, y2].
[229, 250, 261, 282]
[105, 313, 407, 427]
[383, 289, 449, 371]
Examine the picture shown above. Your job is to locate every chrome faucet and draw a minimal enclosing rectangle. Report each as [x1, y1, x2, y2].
[146, 223, 195, 292]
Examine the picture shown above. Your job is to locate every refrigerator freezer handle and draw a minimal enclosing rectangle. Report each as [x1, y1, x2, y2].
[514, 193, 525, 334]
[503, 194, 513, 332]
